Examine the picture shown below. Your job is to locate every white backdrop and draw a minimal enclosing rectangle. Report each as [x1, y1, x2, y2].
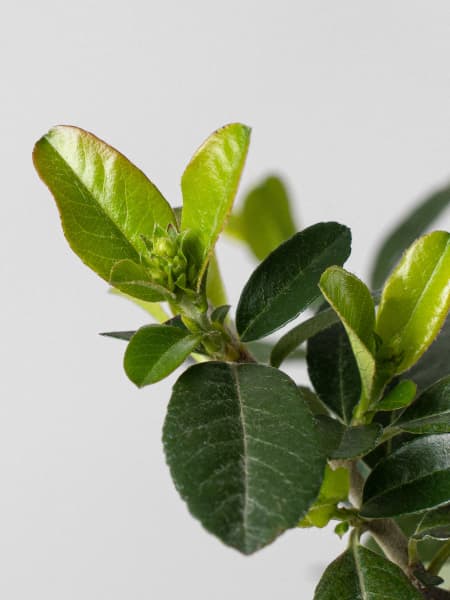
[1, 1, 449, 598]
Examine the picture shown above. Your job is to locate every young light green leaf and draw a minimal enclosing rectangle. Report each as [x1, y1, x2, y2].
[230, 176, 297, 261]
[375, 380, 417, 412]
[181, 123, 251, 287]
[306, 323, 361, 424]
[371, 183, 450, 290]
[299, 465, 349, 528]
[314, 545, 422, 600]
[361, 434, 450, 518]
[395, 376, 450, 434]
[33, 126, 176, 282]
[163, 363, 326, 555]
[236, 222, 352, 342]
[124, 325, 203, 387]
[413, 505, 450, 541]
[319, 267, 376, 402]
[110, 260, 175, 302]
[375, 231, 450, 377]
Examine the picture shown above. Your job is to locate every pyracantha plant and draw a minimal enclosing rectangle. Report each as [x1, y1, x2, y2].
[34, 123, 450, 599]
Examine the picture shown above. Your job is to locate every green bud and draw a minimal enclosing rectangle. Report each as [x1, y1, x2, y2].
[172, 254, 187, 277]
[153, 237, 177, 258]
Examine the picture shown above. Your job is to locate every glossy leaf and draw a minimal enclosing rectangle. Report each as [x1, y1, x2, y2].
[306, 323, 361, 424]
[124, 325, 203, 387]
[319, 267, 376, 401]
[33, 126, 175, 282]
[375, 380, 417, 412]
[236, 222, 351, 342]
[395, 376, 450, 434]
[361, 434, 450, 518]
[314, 545, 422, 600]
[230, 176, 297, 260]
[181, 123, 251, 287]
[271, 307, 339, 368]
[315, 416, 382, 459]
[110, 259, 174, 302]
[413, 505, 450, 540]
[371, 183, 450, 290]
[163, 362, 326, 554]
[375, 231, 450, 376]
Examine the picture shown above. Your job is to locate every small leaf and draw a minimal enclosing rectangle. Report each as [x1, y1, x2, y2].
[413, 505, 450, 540]
[371, 183, 450, 290]
[306, 323, 361, 424]
[33, 126, 176, 282]
[300, 465, 350, 528]
[319, 267, 376, 402]
[361, 433, 450, 518]
[210, 305, 231, 324]
[124, 325, 203, 387]
[163, 363, 326, 554]
[236, 222, 351, 341]
[181, 123, 251, 287]
[314, 417, 382, 459]
[375, 380, 417, 411]
[100, 331, 135, 341]
[110, 259, 174, 302]
[334, 521, 349, 538]
[375, 231, 450, 376]
[395, 376, 450, 434]
[314, 544, 422, 600]
[232, 176, 297, 261]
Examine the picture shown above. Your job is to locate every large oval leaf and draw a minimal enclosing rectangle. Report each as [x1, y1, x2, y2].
[371, 183, 450, 290]
[163, 362, 326, 554]
[236, 222, 351, 342]
[33, 126, 176, 282]
[361, 434, 450, 518]
[395, 376, 450, 434]
[181, 123, 251, 287]
[306, 323, 361, 424]
[124, 325, 202, 386]
[314, 545, 422, 600]
[375, 230, 450, 376]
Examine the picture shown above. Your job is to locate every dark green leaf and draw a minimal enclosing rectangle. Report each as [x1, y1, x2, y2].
[33, 126, 176, 282]
[319, 267, 377, 403]
[306, 323, 361, 424]
[124, 325, 203, 387]
[230, 176, 297, 261]
[395, 376, 450, 434]
[375, 380, 417, 412]
[236, 222, 351, 342]
[181, 123, 251, 287]
[314, 416, 382, 459]
[314, 544, 422, 600]
[110, 259, 174, 302]
[100, 331, 135, 341]
[361, 434, 450, 518]
[375, 231, 450, 377]
[371, 183, 450, 290]
[413, 505, 450, 540]
[163, 363, 326, 554]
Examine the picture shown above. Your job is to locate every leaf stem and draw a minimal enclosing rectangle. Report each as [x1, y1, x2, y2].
[428, 540, 450, 576]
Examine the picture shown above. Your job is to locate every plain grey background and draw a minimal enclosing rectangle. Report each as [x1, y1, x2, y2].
[1, 1, 450, 598]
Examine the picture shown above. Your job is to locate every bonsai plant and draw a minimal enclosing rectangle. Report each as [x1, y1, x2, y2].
[33, 123, 450, 598]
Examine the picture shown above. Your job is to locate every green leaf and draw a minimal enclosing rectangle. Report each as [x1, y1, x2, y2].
[236, 222, 352, 342]
[395, 376, 450, 434]
[33, 126, 176, 282]
[314, 544, 422, 600]
[361, 434, 450, 518]
[124, 325, 203, 387]
[371, 183, 450, 290]
[306, 323, 361, 424]
[271, 307, 339, 368]
[375, 380, 417, 412]
[405, 315, 450, 392]
[110, 259, 175, 302]
[315, 416, 382, 459]
[413, 505, 450, 540]
[181, 123, 251, 287]
[206, 253, 228, 308]
[375, 231, 450, 377]
[231, 176, 297, 261]
[100, 331, 135, 341]
[299, 465, 349, 528]
[210, 305, 231, 324]
[163, 362, 326, 554]
[319, 267, 376, 403]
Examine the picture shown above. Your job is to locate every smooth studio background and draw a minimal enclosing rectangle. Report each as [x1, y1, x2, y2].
[1, 2, 449, 598]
